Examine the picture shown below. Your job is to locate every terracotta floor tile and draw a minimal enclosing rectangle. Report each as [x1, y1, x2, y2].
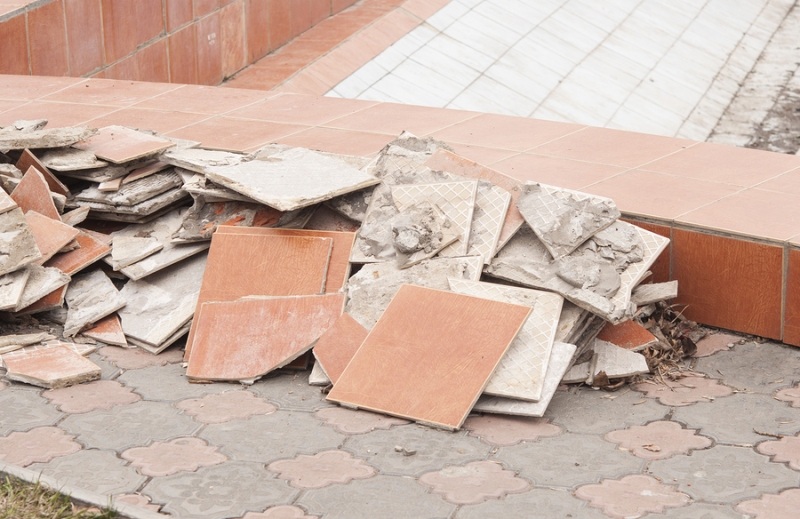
[530, 126, 695, 168]
[223, 65, 296, 91]
[327, 285, 531, 430]
[325, 102, 478, 137]
[0, 75, 84, 102]
[642, 142, 800, 186]
[25, 211, 80, 264]
[672, 229, 782, 339]
[82, 314, 127, 347]
[167, 117, 309, 153]
[44, 231, 111, 276]
[184, 233, 334, 359]
[3, 345, 101, 388]
[597, 320, 658, 351]
[430, 114, 585, 152]
[276, 127, 393, 157]
[187, 293, 345, 381]
[228, 93, 377, 126]
[11, 166, 60, 220]
[133, 84, 275, 115]
[583, 169, 742, 221]
[443, 143, 519, 166]
[73, 125, 176, 164]
[756, 168, 800, 195]
[15, 149, 69, 197]
[0, 100, 117, 128]
[491, 153, 627, 190]
[312, 313, 368, 384]
[41, 78, 182, 107]
[84, 108, 208, 135]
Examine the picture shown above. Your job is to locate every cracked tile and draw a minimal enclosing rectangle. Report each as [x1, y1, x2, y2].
[575, 475, 689, 519]
[314, 407, 410, 435]
[29, 449, 146, 495]
[177, 390, 277, 424]
[605, 421, 712, 460]
[0, 426, 81, 467]
[98, 345, 184, 370]
[43, 379, 140, 413]
[463, 415, 562, 446]
[633, 376, 734, 406]
[736, 488, 800, 519]
[756, 434, 800, 471]
[122, 437, 227, 476]
[419, 460, 530, 505]
[267, 450, 376, 489]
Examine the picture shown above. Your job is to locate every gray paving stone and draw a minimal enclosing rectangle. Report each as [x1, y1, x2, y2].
[672, 393, 800, 445]
[117, 363, 234, 401]
[342, 425, 491, 477]
[693, 342, 800, 393]
[60, 400, 200, 450]
[493, 433, 644, 488]
[144, 461, 298, 519]
[88, 352, 121, 380]
[456, 487, 607, 519]
[544, 386, 668, 434]
[658, 502, 746, 518]
[297, 475, 454, 519]
[648, 445, 800, 503]
[249, 371, 333, 411]
[0, 385, 62, 435]
[28, 449, 146, 495]
[200, 411, 344, 463]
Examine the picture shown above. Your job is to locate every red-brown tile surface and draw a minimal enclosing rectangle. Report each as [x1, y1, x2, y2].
[84, 107, 207, 135]
[676, 188, 800, 242]
[194, 0, 221, 18]
[220, 0, 246, 78]
[223, 63, 295, 90]
[187, 293, 344, 380]
[101, 0, 164, 63]
[331, 0, 357, 13]
[27, 1, 69, 76]
[642, 142, 800, 186]
[312, 313, 368, 383]
[672, 229, 783, 340]
[245, 0, 270, 63]
[44, 231, 111, 275]
[3, 345, 100, 388]
[16, 149, 69, 197]
[756, 168, 800, 196]
[327, 285, 531, 430]
[597, 320, 658, 351]
[195, 12, 223, 85]
[491, 153, 627, 190]
[622, 219, 671, 283]
[311, 0, 329, 24]
[229, 93, 375, 125]
[64, 0, 104, 76]
[11, 167, 60, 220]
[290, 0, 312, 38]
[325, 102, 477, 137]
[74, 125, 175, 164]
[168, 24, 198, 84]
[134, 38, 170, 83]
[166, 0, 193, 32]
[18, 285, 68, 314]
[0, 75, 82, 102]
[0, 14, 28, 75]
[184, 233, 333, 359]
[0, 100, 115, 128]
[276, 126, 392, 156]
[444, 143, 518, 166]
[135, 84, 272, 115]
[167, 116, 308, 152]
[25, 211, 80, 263]
[269, 0, 292, 49]
[104, 54, 138, 81]
[784, 248, 800, 347]
[82, 313, 127, 346]
[530, 126, 695, 168]
[42, 78, 180, 106]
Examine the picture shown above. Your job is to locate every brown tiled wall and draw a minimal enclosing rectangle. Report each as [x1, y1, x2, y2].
[784, 248, 800, 346]
[0, 0, 357, 84]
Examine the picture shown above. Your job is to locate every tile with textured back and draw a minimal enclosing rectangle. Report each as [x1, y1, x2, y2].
[0, 268, 31, 311]
[122, 160, 170, 184]
[15, 149, 70, 196]
[3, 345, 100, 389]
[631, 281, 678, 306]
[597, 320, 658, 351]
[119, 253, 207, 349]
[473, 342, 577, 417]
[203, 147, 380, 211]
[82, 314, 127, 347]
[72, 125, 175, 164]
[187, 293, 344, 382]
[45, 231, 111, 276]
[391, 181, 478, 256]
[126, 322, 190, 355]
[184, 232, 334, 359]
[72, 186, 190, 220]
[24, 211, 80, 264]
[0, 208, 41, 276]
[328, 285, 531, 430]
[423, 149, 523, 251]
[312, 313, 368, 384]
[448, 278, 563, 402]
[13, 265, 70, 313]
[38, 148, 108, 172]
[467, 182, 511, 263]
[11, 167, 60, 220]
[108, 236, 163, 270]
[63, 270, 127, 337]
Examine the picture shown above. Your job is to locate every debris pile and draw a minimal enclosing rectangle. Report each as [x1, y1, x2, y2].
[0, 121, 680, 430]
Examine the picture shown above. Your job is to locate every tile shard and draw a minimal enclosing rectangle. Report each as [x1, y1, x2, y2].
[45, 231, 111, 276]
[0, 126, 96, 151]
[0, 268, 31, 311]
[63, 270, 127, 337]
[0, 208, 42, 276]
[24, 211, 80, 264]
[597, 320, 659, 352]
[2, 345, 101, 389]
[632, 281, 679, 306]
[109, 236, 163, 270]
[39, 147, 108, 171]
[11, 166, 60, 220]
[0, 332, 54, 354]
[81, 314, 127, 347]
[312, 313, 369, 384]
[13, 265, 70, 312]
[75, 169, 183, 206]
[73, 125, 175, 164]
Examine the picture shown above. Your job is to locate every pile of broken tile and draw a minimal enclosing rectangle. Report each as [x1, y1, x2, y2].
[0, 121, 678, 431]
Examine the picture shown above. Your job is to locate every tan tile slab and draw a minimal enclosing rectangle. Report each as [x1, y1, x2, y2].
[184, 233, 334, 360]
[16, 284, 69, 315]
[327, 285, 531, 430]
[0, 268, 31, 311]
[312, 313, 368, 384]
[44, 231, 111, 276]
[25, 211, 80, 264]
[15, 149, 70, 196]
[186, 293, 345, 382]
[122, 160, 171, 184]
[0, 208, 41, 276]
[11, 166, 60, 220]
[82, 314, 127, 347]
[0, 188, 18, 215]
[63, 269, 127, 337]
[2, 345, 100, 389]
[72, 125, 176, 164]
[13, 265, 70, 313]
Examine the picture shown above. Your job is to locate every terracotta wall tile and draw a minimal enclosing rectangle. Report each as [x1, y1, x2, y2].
[0, 16, 29, 75]
[194, 0, 222, 18]
[310, 0, 329, 24]
[195, 12, 223, 85]
[104, 54, 138, 81]
[28, 1, 69, 76]
[784, 248, 800, 347]
[135, 38, 170, 83]
[64, 0, 104, 76]
[220, 0, 246, 78]
[102, 0, 164, 64]
[621, 219, 672, 284]
[290, 0, 312, 38]
[672, 229, 782, 340]
[166, 0, 193, 32]
[331, 0, 356, 14]
[245, 0, 270, 63]
[269, 0, 292, 50]
[168, 24, 198, 84]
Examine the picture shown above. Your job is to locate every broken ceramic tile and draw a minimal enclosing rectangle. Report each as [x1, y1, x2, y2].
[24, 211, 80, 264]
[307, 204, 361, 233]
[172, 198, 283, 242]
[0, 163, 22, 178]
[561, 361, 591, 384]
[448, 278, 564, 402]
[554, 302, 588, 343]
[631, 281, 679, 306]
[467, 181, 511, 264]
[5, 119, 48, 132]
[345, 255, 483, 330]
[109, 236, 163, 270]
[309, 360, 331, 386]
[517, 183, 621, 259]
[81, 314, 127, 347]
[13, 265, 70, 312]
[0, 332, 54, 354]
[125, 322, 189, 354]
[63, 270, 127, 336]
[160, 147, 248, 173]
[328, 285, 530, 430]
[56, 164, 129, 183]
[0, 268, 31, 311]
[390, 201, 458, 268]
[39, 147, 108, 171]
[181, 173, 259, 203]
[72, 186, 190, 220]
[592, 339, 650, 378]
[472, 342, 578, 417]
[73, 125, 175, 164]
[75, 169, 183, 207]
[186, 293, 345, 382]
[0, 126, 96, 151]
[123, 160, 171, 184]
[597, 320, 659, 352]
[0, 208, 42, 276]
[312, 313, 368, 385]
[60, 207, 91, 227]
[45, 231, 111, 276]
[2, 345, 101, 388]
[11, 166, 60, 220]
[15, 149, 70, 197]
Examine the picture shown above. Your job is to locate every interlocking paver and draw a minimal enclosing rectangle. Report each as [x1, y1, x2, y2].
[238, 506, 318, 519]
[122, 437, 227, 476]
[455, 487, 607, 518]
[659, 503, 744, 518]
[575, 475, 690, 519]
[736, 488, 800, 519]
[314, 407, 410, 434]
[418, 460, 530, 505]
[117, 363, 233, 401]
[0, 386, 63, 435]
[756, 434, 800, 471]
[176, 390, 277, 424]
[250, 372, 333, 411]
[775, 383, 800, 407]
[693, 342, 800, 393]
[28, 449, 146, 495]
[463, 415, 562, 446]
[267, 450, 376, 489]
[87, 352, 122, 380]
[43, 379, 140, 413]
[115, 494, 163, 513]
[605, 420, 712, 460]
[0, 426, 81, 467]
[692, 332, 740, 357]
[633, 376, 734, 406]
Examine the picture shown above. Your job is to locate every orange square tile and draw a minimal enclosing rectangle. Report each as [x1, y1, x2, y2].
[11, 166, 60, 220]
[195, 12, 223, 85]
[84, 107, 207, 136]
[187, 293, 344, 381]
[0, 14, 26, 74]
[194, 0, 221, 18]
[582, 169, 742, 221]
[166, 116, 308, 152]
[0, 76, 84, 102]
[269, 0, 292, 49]
[642, 142, 800, 186]
[430, 114, 585, 153]
[220, 0, 246, 77]
[290, 0, 312, 38]
[325, 102, 478, 137]
[312, 313, 368, 383]
[272, 70, 331, 95]
[166, 0, 193, 32]
[783, 248, 800, 347]
[44, 231, 111, 275]
[622, 219, 671, 284]
[64, 0, 104, 76]
[167, 24, 198, 84]
[676, 188, 800, 242]
[25, 211, 81, 264]
[597, 320, 658, 351]
[27, 1, 69, 76]
[135, 84, 272, 115]
[228, 93, 376, 125]
[753, 168, 800, 195]
[491, 153, 627, 190]
[16, 149, 69, 197]
[327, 285, 531, 430]
[73, 125, 175, 164]
[310, 0, 329, 24]
[101, 0, 164, 63]
[134, 38, 170, 83]
[17, 285, 68, 315]
[245, 0, 271, 62]
[672, 228, 782, 340]
[82, 313, 127, 346]
[3, 345, 100, 388]
[276, 126, 392, 156]
[0, 100, 115, 127]
[42, 78, 180, 106]
[530, 126, 695, 168]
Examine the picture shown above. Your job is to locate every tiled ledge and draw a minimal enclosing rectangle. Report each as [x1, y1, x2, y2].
[1, 75, 799, 346]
